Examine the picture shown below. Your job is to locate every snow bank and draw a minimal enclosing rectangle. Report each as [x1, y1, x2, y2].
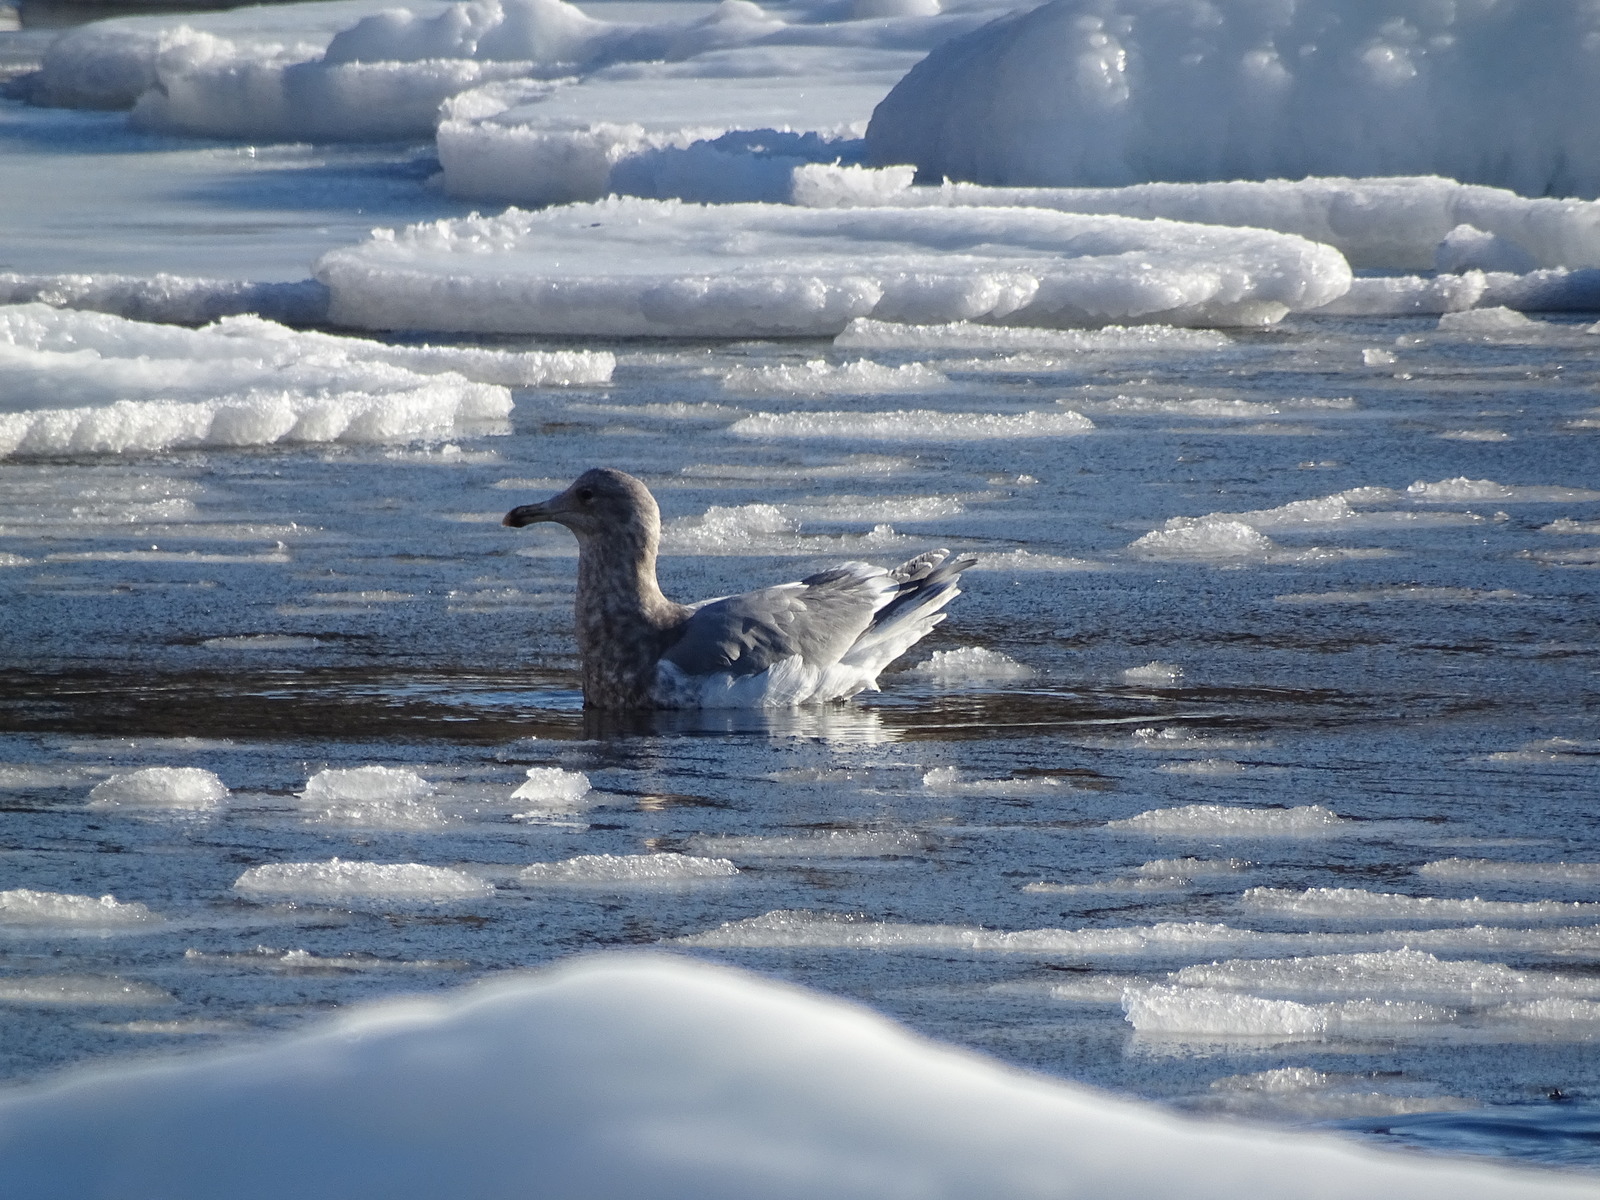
[0, 304, 581, 458]
[0, 956, 1584, 1200]
[0, 889, 159, 928]
[836, 178, 1600, 273]
[87, 767, 228, 811]
[233, 859, 494, 901]
[315, 198, 1352, 335]
[1107, 805, 1349, 837]
[866, 0, 1600, 199]
[518, 852, 737, 884]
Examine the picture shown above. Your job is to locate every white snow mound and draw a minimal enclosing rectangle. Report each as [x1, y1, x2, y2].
[866, 0, 1600, 198]
[0, 956, 1584, 1198]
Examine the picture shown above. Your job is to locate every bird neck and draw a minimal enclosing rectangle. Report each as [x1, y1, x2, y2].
[572, 524, 683, 706]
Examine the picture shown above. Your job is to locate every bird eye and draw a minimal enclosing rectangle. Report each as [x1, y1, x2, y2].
[576, 488, 595, 503]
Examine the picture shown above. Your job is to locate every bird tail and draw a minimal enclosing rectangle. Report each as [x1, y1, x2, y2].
[838, 549, 977, 680]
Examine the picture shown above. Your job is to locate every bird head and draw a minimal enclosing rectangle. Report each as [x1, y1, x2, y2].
[502, 467, 659, 541]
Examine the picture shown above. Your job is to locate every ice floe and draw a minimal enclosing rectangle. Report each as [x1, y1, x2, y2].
[825, 177, 1600, 274]
[518, 852, 737, 885]
[729, 408, 1094, 441]
[0, 975, 173, 1007]
[86, 766, 228, 811]
[509, 766, 594, 818]
[1106, 805, 1349, 837]
[1244, 889, 1600, 924]
[688, 830, 925, 858]
[866, 0, 1600, 199]
[233, 858, 494, 901]
[0, 303, 589, 458]
[722, 359, 944, 395]
[832, 318, 1230, 353]
[907, 646, 1034, 683]
[0, 889, 160, 928]
[1420, 860, 1600, 886]
[297, 766, 451, 830]
[1122, 661, 1182, 685]
[1157, 760, 1245, 776]
[0, 955, 1584, 1199]
[316, 198, 1352, 335]
[674, 911, 1600, 960]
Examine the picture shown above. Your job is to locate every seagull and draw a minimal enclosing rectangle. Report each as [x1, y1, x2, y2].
[503, 468, 974, 709]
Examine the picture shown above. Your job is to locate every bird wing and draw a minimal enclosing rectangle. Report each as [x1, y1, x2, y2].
[660, 562, 892, 678]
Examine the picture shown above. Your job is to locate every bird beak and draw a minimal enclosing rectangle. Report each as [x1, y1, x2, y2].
[503, 501, 555, 528]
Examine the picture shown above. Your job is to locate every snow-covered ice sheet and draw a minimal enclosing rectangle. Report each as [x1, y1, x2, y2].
[0, 955, 1587, 1200]
[820, 176, 1600, 273]
[314, 197, 1351, 335]
[0, 304, 608, 458]
[866, 0, 1600, 198]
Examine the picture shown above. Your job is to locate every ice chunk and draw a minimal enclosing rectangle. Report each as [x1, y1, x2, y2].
[730, 409, 1094, 442]
[233, 859, 494, 900]
[1172, 950, 1600, 1005]
[920, 768, 1066, 796]
[1107, 805, 1349, 837]
[1420, 859, 1600, 886]
[201, 635, 322, 651]
[0, 956, 1582, 1200]
[1405, 478, 1600, 503]
[510, 766, 593, 816]
[1435, 226, 1538, 276]
[0, 273, 329, 326]
[1313, 272, 1487, 316]
[1122, 985, 1452, 1040]
[688, 831, 925, 858]
[833, 319, 1229, 352]
[0, 304, 521, 459]
[297, 766, 450, 830]
[1156, 759, 1244, 776]
[1244, 888, 1600, 924]
[1134, 858, 1250, 879]
[0, 889, 159, 927]
[518, 852, 737, 885]
[315, 198, 1352, 336]
[1274, 587, 1523, 606]
[1121, 661, 1181, 685]
[1436, 307, 1544, 336]
[908, 647, 1034, 683]
[865, 1, 1600, 200]
[86, 767, 228, 811]
[722, 360, 945, 395]
[0, 975, 173, 1007]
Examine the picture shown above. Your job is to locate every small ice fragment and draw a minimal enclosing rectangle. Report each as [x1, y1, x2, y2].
[1156, 759, 1245, 775]
[87, 767, 228, 811]
[909, 647, 1034, 683]
[233, 859, 493, 901]
[1122, 661, 1182, 685]
[1133, 857, 1251, 879]
[1419, 858, 1600, 885]
[1361, 348, 1396, 366]
[511, 767, 593, 816]
[0, 975, 173, 1006]
[722, 360, 945, 395]
[729, 409, 1094, 442]
[689, 831, 924, 858]
[0, 889, 158, 926]
[1436, 306, 1541, 335]
[1107, 805, 1348, 836]
[302, 766, 433, 803]
[518, 853, 737, 885]
[201, 635, 322, 650]
[1437, 429, 1511, 442]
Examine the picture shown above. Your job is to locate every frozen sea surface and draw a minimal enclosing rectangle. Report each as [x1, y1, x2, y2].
[1, 0, 1600, 1187]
